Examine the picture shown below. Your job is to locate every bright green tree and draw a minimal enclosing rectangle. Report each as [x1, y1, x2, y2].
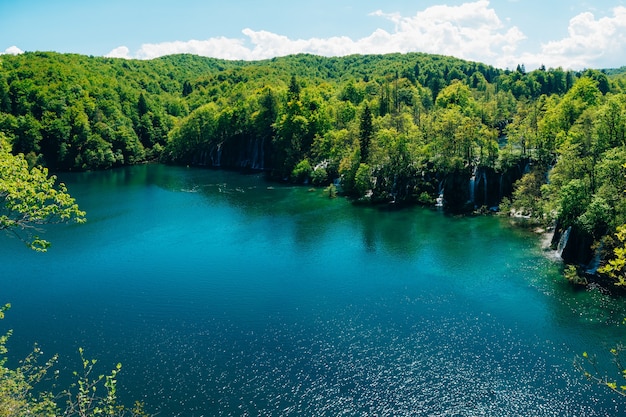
[598, 225, 626, 286]
[0, 136, 85, 251]
[354, 163, 372, 198]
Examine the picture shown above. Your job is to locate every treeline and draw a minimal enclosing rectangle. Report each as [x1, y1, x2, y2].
[2, 51, 626, 285]
[0, 51, 589, 174]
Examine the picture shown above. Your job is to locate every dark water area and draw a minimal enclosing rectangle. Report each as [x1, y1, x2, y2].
[2, 164, 626, 416]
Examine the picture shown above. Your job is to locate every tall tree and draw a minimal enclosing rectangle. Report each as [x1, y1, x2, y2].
[288, 75, 301, 101]
[182, 80, 193, 97]
[137, 92, 149, 117]
[359, 104, 373, 163]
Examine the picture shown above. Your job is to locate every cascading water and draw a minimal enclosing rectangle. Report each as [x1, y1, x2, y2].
[469, 175, 476, 207]
[469, 166, 478, 207]
[586, 242, 603, 274]
[210, 143, 222, 167]
[246, 137, 261, 170]
[470, 168, 489, 208]
[556, 226, 572, 259]
[436, 179, 445, 207]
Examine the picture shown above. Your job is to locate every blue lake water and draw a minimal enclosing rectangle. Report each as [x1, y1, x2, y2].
[2, 164, 626, 416]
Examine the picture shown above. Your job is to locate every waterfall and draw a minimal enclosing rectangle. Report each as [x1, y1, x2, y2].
[210, 144, 222, 167]
[436, 192, 444, 207]
[196, 150, 206, 166]
[436, 179, 445, 207]
[241, 137, 265, 170]
[469, 167, 478, 207]
[556, 226, 572, 259]
[249, 137, 259, 169]
[585, 242, 603, 274]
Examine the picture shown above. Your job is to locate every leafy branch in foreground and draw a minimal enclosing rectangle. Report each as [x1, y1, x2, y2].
[0, 136, 85, 251]
[60, 348, 146, 417]
[0, 304, 147, 416]
[575, 340, 626, 397]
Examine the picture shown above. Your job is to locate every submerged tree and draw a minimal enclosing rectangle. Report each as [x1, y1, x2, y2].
[0, 135, 85, 251]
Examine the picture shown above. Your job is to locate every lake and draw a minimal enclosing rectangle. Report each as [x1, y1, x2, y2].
[2, 164, 626, 416]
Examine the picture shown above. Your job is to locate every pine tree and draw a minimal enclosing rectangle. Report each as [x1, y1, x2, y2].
[359, 104, 373, 163]
[182, 80, 193, 97]
[137, 92, 149, 117]
[288, 75, 301, 101]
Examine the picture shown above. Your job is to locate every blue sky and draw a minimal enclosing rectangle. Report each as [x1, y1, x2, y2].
[2, 0, 626, 70]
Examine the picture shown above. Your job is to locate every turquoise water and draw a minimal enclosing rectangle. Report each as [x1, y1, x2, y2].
[2, 164, 626, 416]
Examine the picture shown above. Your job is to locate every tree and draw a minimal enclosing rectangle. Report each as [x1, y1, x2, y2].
[435, 80, 473, 111]
[182, 80, 193, 97]
[0, 304, 147, 416]
[0, 136, 85, 251]
[598, 225, 626, 286]
[354, 163, 372, 198]
[288, 75, 301, 101]
[137, 93, 149, 118]
[510, 168, 546, 220]
[358, 104, 373, 163]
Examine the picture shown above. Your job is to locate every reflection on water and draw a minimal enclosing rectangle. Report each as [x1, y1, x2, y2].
[1, 164, 626, 416]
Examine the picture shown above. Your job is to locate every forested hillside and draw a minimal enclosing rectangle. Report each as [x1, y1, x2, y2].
[2, 51, 626, 286]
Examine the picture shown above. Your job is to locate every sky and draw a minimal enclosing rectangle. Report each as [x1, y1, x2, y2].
[2, 0, 626, 70]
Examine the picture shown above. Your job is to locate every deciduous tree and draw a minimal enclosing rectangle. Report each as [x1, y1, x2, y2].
[0, 135, 85, 251]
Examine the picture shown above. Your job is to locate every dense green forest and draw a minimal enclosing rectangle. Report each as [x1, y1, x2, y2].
[3, 51, 626, 286]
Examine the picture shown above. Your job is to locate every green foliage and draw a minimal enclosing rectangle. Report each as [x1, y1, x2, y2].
[435, 80, 474, 111]
[0, 51, 584, 175]
[354, 163, 372, 199]
[61, 348, 146, 417]
[510, 168, 546, 220]
[310, 166, 329, 186]
[325, 183, 337, 198]
[576, 343, 626, 398]
[290, 158, 313, 183]
[338, 145, 361, 195]
[0, 136, 85, 251]
[599, 225, 626, 286]
[358, 104, 373, 163]
[563, 264, 588, 286]
[6, 50, 626, 267]
[0, 305, 147, 417]
[557, 179, 589, 229]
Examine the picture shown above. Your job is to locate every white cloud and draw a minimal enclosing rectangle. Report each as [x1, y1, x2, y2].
[528, 6, 626, 69]
[103, 1, 626, 70]
[105, 46, 131, 59]
[134, 37, 255, 60]
[106, 1, 524, 65]
[2, 45, 24, 55]
[369, 0, 525, 63]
